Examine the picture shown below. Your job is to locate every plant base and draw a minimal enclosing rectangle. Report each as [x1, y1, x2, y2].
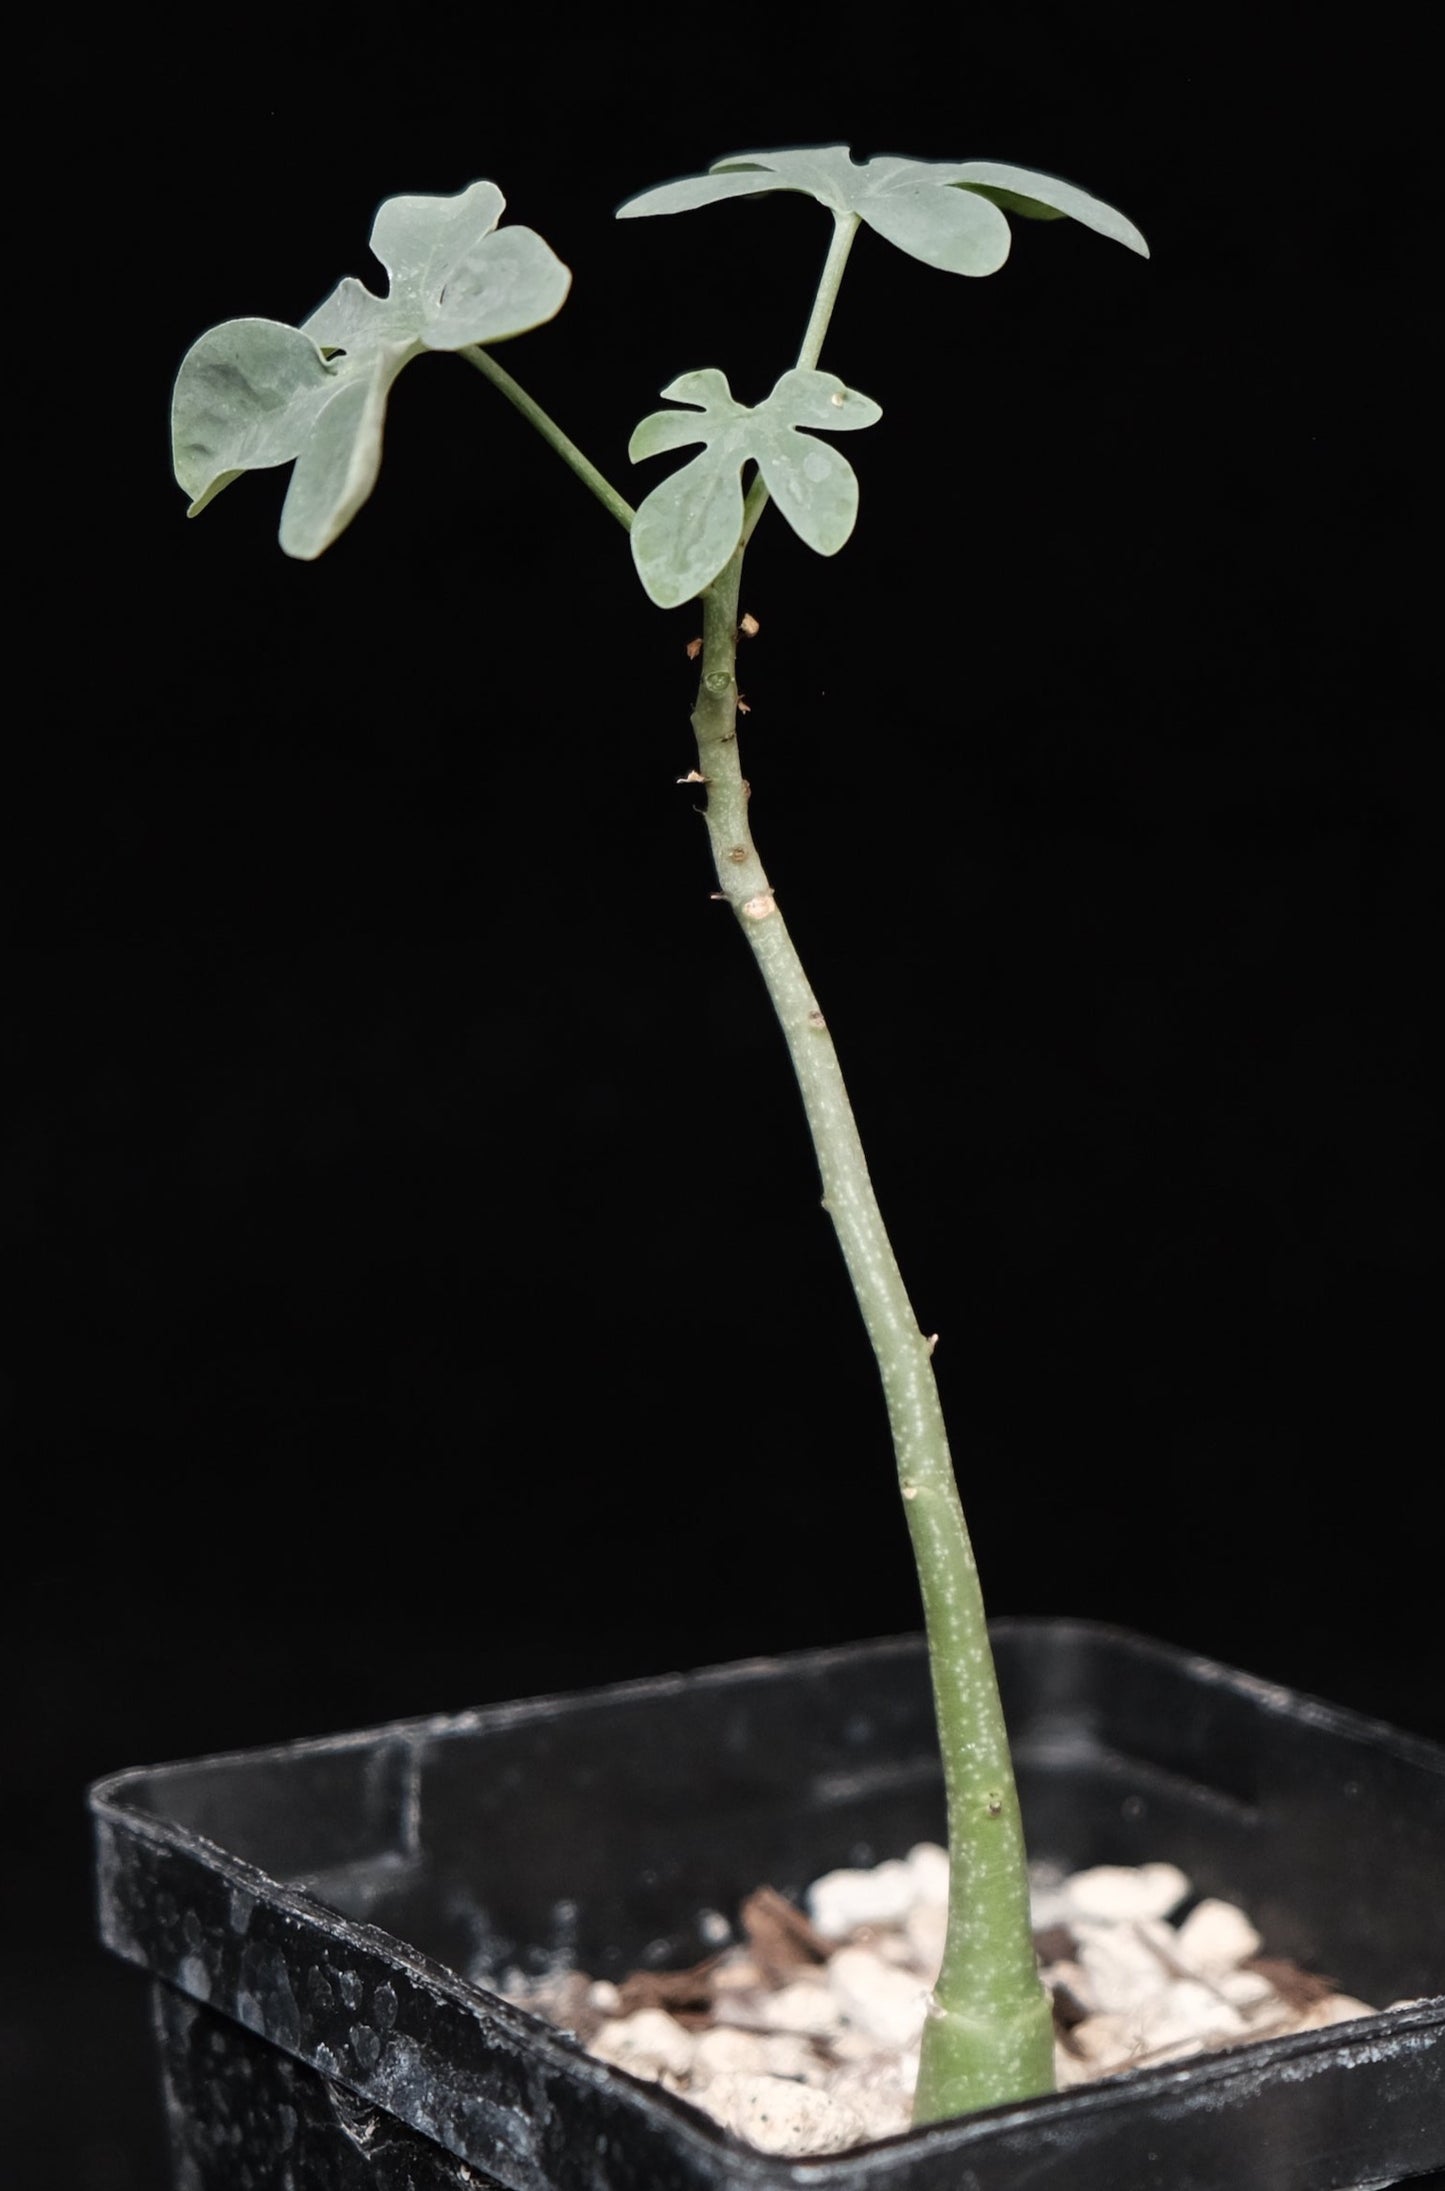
[91, 1620, 1445, 2189]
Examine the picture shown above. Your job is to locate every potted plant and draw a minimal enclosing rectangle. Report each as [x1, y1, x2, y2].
[91, 147, 1443, 2188]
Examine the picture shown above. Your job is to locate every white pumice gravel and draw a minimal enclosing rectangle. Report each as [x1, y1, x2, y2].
[590, 2006, 696, 2080]
[506, 1847, 1383, 2159]
[826, 1945, 931, 2050]
[1174, 1896, 1264, 1972]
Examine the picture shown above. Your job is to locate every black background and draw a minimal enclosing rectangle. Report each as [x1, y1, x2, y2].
[9, 9, 1439, 2186]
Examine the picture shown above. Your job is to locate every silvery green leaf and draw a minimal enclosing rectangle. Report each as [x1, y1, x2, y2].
[628, 366, 881, 609]
[942, 161, 1149, 255]
[614, 165, 795, 220]
[755, 430, 860, 559]
[960, 186, 1067, 223]
[630, 441, 751, 612]
[629, 367, 737, 461]
[358, 181, 572, 348]
[173, 182, 571, 559]
[368, 180, 507, 313]
[618, 144, 1146, 268]
[618, 146, 869, 222]
[762, 366, 883, 439]
[850, 174, 1012, 276]
[172, 318, 340, 516]
[277, 367, 395, 562]
[303, 277, 392, 358]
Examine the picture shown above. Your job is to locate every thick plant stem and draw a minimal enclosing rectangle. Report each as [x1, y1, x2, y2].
[461, 345, 635, 531]
[690, 556, 1054, 2122]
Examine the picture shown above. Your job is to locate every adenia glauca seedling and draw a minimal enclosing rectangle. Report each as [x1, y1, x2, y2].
[172, 145, 1148, 2125]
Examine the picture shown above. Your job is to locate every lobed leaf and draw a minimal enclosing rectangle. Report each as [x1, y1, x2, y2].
[941, 160, 1149, 255]
[172, 317, 340, 514]
[172, 182, 572, 559]
[628, 367, 881, 609]
[618, 144, 1147, 268]
[276, 369, 395, 563]
[853, 177, 1011, 277]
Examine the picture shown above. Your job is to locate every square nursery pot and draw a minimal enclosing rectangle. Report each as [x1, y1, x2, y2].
[90, 1618, 1444, 2191]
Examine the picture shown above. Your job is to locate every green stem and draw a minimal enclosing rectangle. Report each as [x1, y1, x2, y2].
[740, 210, 861, 547]
[461, 345, 635, 532]
[795, 209, 864, 371]
[691, 571, 1053, 2123]
[472, 199, 1052, 2121]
